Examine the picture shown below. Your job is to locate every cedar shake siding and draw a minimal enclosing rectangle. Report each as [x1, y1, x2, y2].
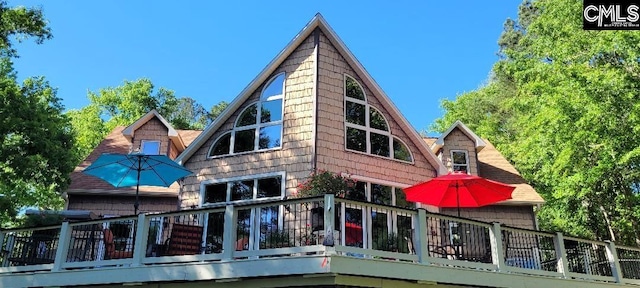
[131, 117, 170, 155]
[67, 195, 177, 217]
[180, 35, 317, 208]
[440, 127, 479, 175]
[315, 31, 437, 185]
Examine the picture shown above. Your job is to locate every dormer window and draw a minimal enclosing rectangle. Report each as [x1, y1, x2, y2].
[208, 73, 285, 158]
[344, 75, 413, 163]
[141, 140, 161, 155]
[451, 150, 469, 173]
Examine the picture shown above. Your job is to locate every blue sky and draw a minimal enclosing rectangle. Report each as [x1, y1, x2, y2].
[10, 1, 521, 134]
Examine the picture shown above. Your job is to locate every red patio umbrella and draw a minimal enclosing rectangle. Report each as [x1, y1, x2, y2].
[404, 172, 515, 216]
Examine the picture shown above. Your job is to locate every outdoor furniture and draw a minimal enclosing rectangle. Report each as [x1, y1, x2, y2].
[103, 229, 133, 259]
[7, 234, 57, 265]
[164, 223, 204, 256]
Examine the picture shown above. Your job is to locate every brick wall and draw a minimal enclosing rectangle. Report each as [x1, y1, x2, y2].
[132, 117, 170, 155]
[180, 35, 316, 208]
[441, 128, 478, 175]
[67, 195, 177, 217]
[315, 31, 436, 185]
[440, 206, 536, 230]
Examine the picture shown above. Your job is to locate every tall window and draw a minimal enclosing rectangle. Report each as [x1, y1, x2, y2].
[141, 140, 161, 155]
[341, 180, 413, 252]
[344, 75, 412, 163]
[451, 150, 469, 173]
[201, 173, 285, 253]
[207, 73, 285, 157]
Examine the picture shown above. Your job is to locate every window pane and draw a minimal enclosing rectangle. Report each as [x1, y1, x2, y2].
[345, 101, 365, 125]
[452, 151, 467, 164]
[369, 108, 388, 131]
[261, 99, 282, 123]
[257, 177, 282, 198]
[204, 183, 227, 203]
[393, 138, 412, 162]
[262, 74, 285, 100]
[258, 125, 281, 149]
[231, 180, 254, 201]
[371, 210, 389, 251]
[370, 132, 390, 157]
[453, 165, 468, 173]
[234, 129, 255, 153]
[237, 104, 257, 127]
[206, 212, 225, 254]
[259, 206, 281, 248]
[394, 188, 413, 209]
[346, 127, 366, 152]
[345, 76, 365, 100]
[141, 141, 160, 155]
[396, 214, 412, 253]
[344, 207, 363, 247]
[209, 133, 231, 157]
[346, 181, 366, 201]
[236, 209, 252, 250]
[371, 184, 392, 205]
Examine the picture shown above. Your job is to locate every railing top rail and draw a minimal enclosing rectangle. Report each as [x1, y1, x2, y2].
[616, 244, 640, 252]
[335, 197, 418, 214]
[425, 212, 493, 228]
[562, 235, 608, 246]
[1, 224, 63, 234]
[501, 225, 556, 238]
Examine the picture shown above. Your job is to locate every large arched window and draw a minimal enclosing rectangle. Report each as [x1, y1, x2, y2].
[208, 73, 285, 157]
[344, 75, 413, 163]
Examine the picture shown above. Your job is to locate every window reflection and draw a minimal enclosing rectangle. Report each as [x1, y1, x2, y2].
[237, 104, 258, 127]
[261, 100, 282, 123]
[209, 133, 231, 157]
[345, 101, 365, 125]
[346, 127, 366, 152]
[345, 76, 365, 100]
[258, 125, 281, 149]
[231, 180, 254, 201]
[234, 129, 255, 153]
[261, 73, 285, 100]
[393, 138, 412, 162]
[369, 108, 388, 131]
[370, 132, 390, 157]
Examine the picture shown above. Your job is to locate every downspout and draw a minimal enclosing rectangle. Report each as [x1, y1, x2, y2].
[311, 28, 320, 171]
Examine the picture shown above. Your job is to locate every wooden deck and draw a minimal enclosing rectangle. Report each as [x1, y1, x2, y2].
[1, 195, 639, 287]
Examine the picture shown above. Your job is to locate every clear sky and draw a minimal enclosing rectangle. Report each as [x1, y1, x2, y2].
[9, 1, 521, 134]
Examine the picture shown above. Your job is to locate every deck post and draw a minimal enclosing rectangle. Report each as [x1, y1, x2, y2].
[323, 194, 335, 247]
[131, 213, 149, 266]
[221, 204, 236, 260]
[415, 209, 429, 264]
[605, 240, 623, 283]
[489, 222, 505, 271]
[553, 232, 570, 278]
[52, 222, 71, 272]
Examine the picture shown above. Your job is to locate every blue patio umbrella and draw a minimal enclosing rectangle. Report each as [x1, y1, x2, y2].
[82, 153, 193, 214]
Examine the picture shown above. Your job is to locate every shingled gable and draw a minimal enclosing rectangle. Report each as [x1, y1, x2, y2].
[175, 14, 446, 174]
[122, 109, 187, 151]
[433, 120, 486, 153]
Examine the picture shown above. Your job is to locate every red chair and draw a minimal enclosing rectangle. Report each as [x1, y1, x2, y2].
[103, 229, 133, 259]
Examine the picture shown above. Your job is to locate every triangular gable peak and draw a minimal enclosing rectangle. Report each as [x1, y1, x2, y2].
[432, 120, 486, 153]
[122, 109, 186, 151]
[177, 14, 445, 175]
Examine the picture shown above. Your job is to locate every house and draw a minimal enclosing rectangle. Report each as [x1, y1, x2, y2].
[3, 14, 640, 288]
[65, 110, 201, 216]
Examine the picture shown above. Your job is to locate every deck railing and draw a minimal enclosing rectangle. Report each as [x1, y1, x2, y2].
[1, 195, 639, 285]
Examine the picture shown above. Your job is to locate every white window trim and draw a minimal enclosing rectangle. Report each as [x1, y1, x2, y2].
[450, 150, 470, 174]
[140, 140, 161, 155]
[199, 171, 286, 207]
[392, 136, 414, 163]
[343, 74, 414, 164]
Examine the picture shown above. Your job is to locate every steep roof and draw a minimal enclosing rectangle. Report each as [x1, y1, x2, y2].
[175, 14, 446, 174]
[424, 136, 544, 205]
[123, 109, 187, 151]
[67, 126, 202, 196]
[433, 120, 486, 152]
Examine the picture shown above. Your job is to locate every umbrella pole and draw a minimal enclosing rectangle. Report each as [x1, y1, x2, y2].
[456, 182, 460, 217]
[134, 156, 141, 214]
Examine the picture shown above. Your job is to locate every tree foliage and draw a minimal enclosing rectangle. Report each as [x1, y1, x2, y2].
[0, 2, 76, 225]
[69, 79, 229, 162]
[433, 0, 640, 245]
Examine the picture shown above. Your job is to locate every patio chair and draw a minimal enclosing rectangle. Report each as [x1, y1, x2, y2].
[103, 228, 133, 259]
[164, 223, 204, 256]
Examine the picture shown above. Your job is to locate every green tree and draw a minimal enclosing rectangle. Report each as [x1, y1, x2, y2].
[0, 2, 75, 225]
[69, 79, 229, 162]
[434, 0, 640, 245]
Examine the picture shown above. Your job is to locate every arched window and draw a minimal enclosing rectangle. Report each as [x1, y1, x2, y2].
[344, 75, 413, 163]
[208, 73, 285, 158]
